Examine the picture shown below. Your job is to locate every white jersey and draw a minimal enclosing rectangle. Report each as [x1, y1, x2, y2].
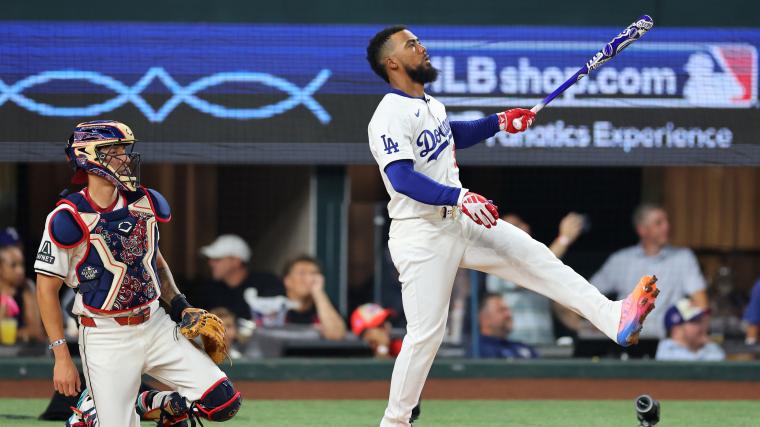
[368, 90, 464, 219]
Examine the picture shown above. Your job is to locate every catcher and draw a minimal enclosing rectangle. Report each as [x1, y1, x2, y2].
[35, 120, 240, 426]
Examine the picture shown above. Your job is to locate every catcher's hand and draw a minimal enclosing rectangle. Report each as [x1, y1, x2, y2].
[179, 308, 228, 364]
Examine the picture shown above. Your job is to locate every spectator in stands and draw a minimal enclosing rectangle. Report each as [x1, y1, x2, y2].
[743, 278, 760, 345]
[655, 298, 724, 361]
[0, 227, 45, 343]
[351, 303, 402, 358]
[475, 293, 537, 359]
[198, 234, 284, 320]
[209, 307, 243, 360]
[485, 212, 586, 345]
[591, 203, 708, 339]
[282, 255, 346, 340]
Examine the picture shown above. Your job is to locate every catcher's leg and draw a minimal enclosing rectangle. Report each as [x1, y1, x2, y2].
[459, 218, 623, 341]
[143, 307, 241, 422]
[78, 323, 143, 426]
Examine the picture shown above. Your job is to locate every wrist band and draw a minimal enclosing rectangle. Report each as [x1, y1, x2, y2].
[170, 294, 192, 323]
[48, 338, 67, 350]
[558, 235, 571, 246]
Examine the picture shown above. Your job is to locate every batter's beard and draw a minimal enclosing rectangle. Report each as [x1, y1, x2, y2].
[406, 62, 439, 85]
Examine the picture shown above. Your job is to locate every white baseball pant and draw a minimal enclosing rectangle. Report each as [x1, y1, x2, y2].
[380, 214, 622, 427]
[78, 306, 226, 426]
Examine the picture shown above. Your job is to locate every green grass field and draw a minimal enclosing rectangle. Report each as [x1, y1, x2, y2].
[1, 399, 758, 426]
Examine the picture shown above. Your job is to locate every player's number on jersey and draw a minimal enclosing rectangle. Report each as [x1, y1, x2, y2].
[381, 134, 400, 155]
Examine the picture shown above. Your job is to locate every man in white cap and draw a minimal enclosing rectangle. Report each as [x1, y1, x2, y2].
[199, 234, 284, 320]
[655, 298, 724, 361]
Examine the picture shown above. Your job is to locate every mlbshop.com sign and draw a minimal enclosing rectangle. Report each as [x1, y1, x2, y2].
[428, 43, 757, 109]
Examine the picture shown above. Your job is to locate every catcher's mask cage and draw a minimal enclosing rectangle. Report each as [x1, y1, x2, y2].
[65, 120, 141, 192]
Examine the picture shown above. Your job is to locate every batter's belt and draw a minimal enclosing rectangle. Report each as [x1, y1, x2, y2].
[440, 206, 459, 219]
[394, 206, 460, 222]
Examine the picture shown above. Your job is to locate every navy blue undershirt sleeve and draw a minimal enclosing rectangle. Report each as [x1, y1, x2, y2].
[384, 160, 461, 206]
[450, 114, 500, 149]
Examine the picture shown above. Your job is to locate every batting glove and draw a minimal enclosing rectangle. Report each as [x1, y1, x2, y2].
[459, 191, 499, 228]
[497, 108, 535, 133]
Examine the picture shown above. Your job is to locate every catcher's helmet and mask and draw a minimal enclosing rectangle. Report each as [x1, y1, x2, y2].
[65, 120, 141, 192]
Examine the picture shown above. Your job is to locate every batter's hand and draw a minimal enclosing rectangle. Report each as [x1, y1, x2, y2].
[53, 358, 81, 397]
[497, 108, 535, 133]
[459, 192, 499, 228]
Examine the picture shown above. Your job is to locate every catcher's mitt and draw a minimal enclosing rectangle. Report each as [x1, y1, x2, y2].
[179, 308, 227, 364]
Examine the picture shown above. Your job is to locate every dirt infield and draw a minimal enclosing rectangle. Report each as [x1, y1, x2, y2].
[2, 378, 758, 400]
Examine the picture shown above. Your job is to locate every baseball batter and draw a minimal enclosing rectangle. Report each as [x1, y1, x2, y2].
[34, 121, 241, 426]
[366, 26, 661, 427]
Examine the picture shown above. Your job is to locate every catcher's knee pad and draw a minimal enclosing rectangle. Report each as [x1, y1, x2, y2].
[194, 379, 241, 422]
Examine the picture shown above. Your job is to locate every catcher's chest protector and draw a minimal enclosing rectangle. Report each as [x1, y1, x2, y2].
[60, 190, 161, 313]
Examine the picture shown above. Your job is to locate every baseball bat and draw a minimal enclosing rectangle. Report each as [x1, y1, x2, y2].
[513, 14, 654, 130]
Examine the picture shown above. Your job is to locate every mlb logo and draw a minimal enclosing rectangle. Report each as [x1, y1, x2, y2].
[683, 44, 757, 107]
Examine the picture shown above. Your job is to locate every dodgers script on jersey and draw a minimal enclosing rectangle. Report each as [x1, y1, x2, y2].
[368, 91, 463, 219]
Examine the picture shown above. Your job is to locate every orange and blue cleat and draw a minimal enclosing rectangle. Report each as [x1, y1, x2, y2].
[616, 275, 660, 347]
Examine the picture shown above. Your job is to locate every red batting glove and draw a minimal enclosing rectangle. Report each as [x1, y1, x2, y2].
[497, 108, 535, 133]
[459, 191, 499, 228]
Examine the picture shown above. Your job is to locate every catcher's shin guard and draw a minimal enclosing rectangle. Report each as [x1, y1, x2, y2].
[137, 390, 190, 426]
[193, 378, 241, 422]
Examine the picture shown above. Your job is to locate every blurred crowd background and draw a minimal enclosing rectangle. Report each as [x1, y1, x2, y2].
[4, 197, 760, 362]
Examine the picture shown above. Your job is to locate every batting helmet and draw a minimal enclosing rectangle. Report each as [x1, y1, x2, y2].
[65, 120, 141, 192]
